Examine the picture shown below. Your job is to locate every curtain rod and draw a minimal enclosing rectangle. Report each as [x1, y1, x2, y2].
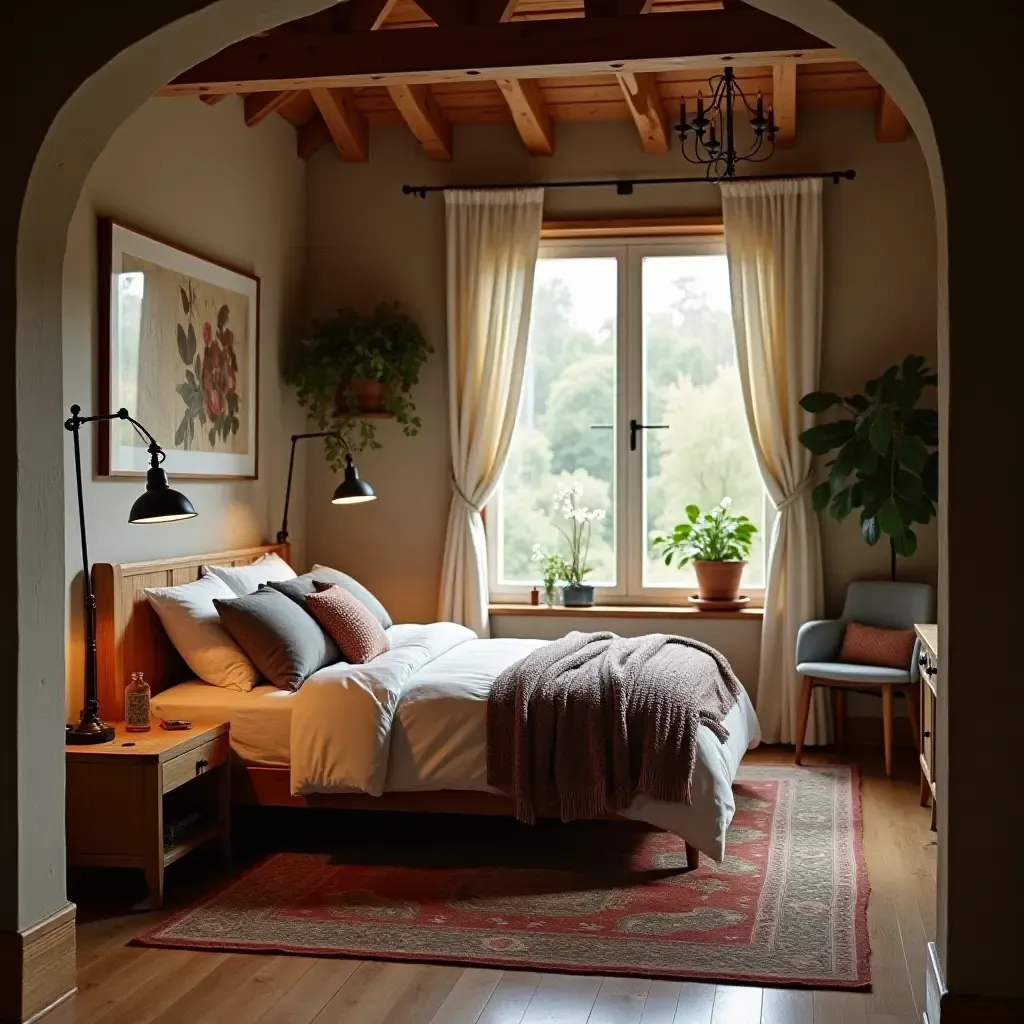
[401, 169, 856, 198]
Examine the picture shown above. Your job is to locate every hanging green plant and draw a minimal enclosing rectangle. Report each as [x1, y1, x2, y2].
[798, 354, 938, 580]
[283, 302, 432, 471]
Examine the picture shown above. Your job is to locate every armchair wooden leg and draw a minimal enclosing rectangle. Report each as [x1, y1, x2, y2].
[881, 683, 894, 777]
[902, 685, 921, 757]
[685, 843, 700, 871]
[794, 676, 814, 766]
[832, 688, 846, 748]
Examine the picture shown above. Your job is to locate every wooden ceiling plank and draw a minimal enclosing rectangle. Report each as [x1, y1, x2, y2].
[334, 0, 403, 32]
[297, 113, 333, 159]
[497, 77, 555, 154]
[877, 90, 909, 142]
[616, 71, 670, 153]
[310, 87, 370, 161]
[414, 0, 518, 27]
[772, 61, 796, 147]
[388, 84, 454, 158]
[243, 90, 303, 126]
[162, 9, 835, 94]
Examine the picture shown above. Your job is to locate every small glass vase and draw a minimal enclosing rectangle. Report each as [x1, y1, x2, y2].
[543, 586, 557, 608]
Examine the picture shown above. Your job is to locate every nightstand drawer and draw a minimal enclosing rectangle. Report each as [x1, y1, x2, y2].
[162, 735, 229, 794]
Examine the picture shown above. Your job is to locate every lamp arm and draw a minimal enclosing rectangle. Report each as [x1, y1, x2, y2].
[277, 431, 350, 543]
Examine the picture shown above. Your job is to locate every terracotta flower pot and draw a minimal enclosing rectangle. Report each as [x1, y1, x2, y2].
[336, 378, 387, 416]
[693, 560, 747, 601]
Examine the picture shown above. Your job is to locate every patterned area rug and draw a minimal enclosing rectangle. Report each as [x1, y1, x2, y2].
[135, 765, 869, 988]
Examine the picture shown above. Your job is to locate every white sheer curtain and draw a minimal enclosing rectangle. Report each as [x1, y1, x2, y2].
[439, 188, 545, 635]
[721, 177, 831, 745]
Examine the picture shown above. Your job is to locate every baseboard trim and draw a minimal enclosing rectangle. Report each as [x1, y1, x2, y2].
[926, 943, 1024, 1023]
[0, 903, 77, 1024]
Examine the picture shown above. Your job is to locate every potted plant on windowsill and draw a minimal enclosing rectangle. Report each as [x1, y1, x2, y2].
[283, 302, 432, 470]
[534, 483, 606, 608]
[653, 498, 758, 609]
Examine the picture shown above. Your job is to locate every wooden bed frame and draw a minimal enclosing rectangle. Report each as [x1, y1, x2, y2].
[94, 543, 701, 868]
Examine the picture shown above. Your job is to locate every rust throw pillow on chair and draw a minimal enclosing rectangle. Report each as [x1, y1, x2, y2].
[305, 582, 390, 664]
[839, 621, 916, 670]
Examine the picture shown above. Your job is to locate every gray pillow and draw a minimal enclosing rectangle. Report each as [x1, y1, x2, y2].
[267, 565, 392, 629]
[214, 586, 339, 691]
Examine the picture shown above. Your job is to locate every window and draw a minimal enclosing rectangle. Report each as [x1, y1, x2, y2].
[488, 234, 769, 602]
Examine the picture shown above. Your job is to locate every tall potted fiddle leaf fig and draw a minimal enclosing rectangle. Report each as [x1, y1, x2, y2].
[798, 354, 938, 580]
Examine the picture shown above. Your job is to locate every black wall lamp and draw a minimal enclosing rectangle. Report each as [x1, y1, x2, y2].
[277, 431, 375, 544]
[65, 405, 197, 745]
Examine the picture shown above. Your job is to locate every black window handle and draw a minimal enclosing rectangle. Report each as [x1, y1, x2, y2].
[590, 419, 668, 451]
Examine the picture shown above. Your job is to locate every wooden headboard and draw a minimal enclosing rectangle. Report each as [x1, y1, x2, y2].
[94, 543, 290, 721]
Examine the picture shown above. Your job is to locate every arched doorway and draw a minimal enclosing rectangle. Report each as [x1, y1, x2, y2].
[4, 1, 1017, 1019]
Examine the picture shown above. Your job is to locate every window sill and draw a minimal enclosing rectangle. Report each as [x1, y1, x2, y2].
[488, 603, 764, 622]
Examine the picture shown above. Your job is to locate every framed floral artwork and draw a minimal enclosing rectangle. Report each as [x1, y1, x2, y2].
[98, 218, 259, 479]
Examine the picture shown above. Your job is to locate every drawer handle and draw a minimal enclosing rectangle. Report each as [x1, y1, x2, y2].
[918, 654, 927, 666]
[195, 758, 209, 775]
[925, 666, 937, 677]
[923, 730, 931, 738]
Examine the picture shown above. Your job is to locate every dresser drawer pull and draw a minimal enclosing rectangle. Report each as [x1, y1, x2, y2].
[923, 730, 931, 738]
[195, 758, 209, 775]
[918, 654, 927, 666]
[925, 666, 937, 677]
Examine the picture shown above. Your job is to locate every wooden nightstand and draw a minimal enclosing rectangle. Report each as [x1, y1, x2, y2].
[66, 721, 230, 908]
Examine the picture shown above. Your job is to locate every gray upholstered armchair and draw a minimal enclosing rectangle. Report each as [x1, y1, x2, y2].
[794, 580, 935, 775]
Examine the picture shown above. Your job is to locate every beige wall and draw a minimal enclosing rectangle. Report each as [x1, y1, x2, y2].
[62, 96, 308, 718]
[302, 106, 937, 702]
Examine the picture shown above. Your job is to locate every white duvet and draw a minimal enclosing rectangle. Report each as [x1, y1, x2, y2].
[291, 623, 761, 859]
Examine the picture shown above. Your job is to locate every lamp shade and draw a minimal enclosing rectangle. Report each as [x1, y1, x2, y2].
[129, 466, 198, 524]
[332, 454, 376, 505]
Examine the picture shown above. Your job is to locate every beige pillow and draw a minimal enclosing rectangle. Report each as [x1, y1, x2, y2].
[145, 574, 259, 691]
[202, 552, 296, 597]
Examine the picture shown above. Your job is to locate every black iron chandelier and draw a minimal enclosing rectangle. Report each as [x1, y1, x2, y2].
[675, 66, 778, 182]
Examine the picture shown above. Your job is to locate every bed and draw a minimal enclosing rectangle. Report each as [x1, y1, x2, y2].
[95, 544, 761, 864]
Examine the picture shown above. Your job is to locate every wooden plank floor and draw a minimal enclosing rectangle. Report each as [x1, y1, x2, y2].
[54, 746, 934, 1024]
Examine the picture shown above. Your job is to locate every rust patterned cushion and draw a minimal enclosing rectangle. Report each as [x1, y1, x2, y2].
[305, 582, 390, 664]
[839, 621, 916, 669]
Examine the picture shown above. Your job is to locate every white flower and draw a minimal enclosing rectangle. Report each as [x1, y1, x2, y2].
[720, 496, 733, 508]
[531, 544, 546, 562]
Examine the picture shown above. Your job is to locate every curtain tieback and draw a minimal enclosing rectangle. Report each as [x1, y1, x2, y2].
[776, 476, 812, 511]
[451, 476, 482, 513]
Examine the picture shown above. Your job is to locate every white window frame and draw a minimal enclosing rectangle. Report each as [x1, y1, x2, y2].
[487, 234, 769, 605]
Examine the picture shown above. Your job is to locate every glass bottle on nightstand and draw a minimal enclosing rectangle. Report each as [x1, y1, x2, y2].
[125, 671, 152, 732]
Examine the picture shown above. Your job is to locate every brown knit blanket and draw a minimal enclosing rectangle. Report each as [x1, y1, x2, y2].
[486, 631, 741, 824]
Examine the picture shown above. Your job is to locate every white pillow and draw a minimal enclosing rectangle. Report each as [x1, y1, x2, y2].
[145, 574, 259, 691]
[202, 553, 297, 597]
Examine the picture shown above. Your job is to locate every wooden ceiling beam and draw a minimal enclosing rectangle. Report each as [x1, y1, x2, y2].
[877, 90, 909, 142]
[772, 61, 797, 147]
[497, 78, 554, 155]
[243, 90, 303, 126]
[162, 9, 834, 95]
[310, 87, 369, 161]
[199, 93, 227, 106]
[388, 84, 454, 159]
[617, 72, 670, 153]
